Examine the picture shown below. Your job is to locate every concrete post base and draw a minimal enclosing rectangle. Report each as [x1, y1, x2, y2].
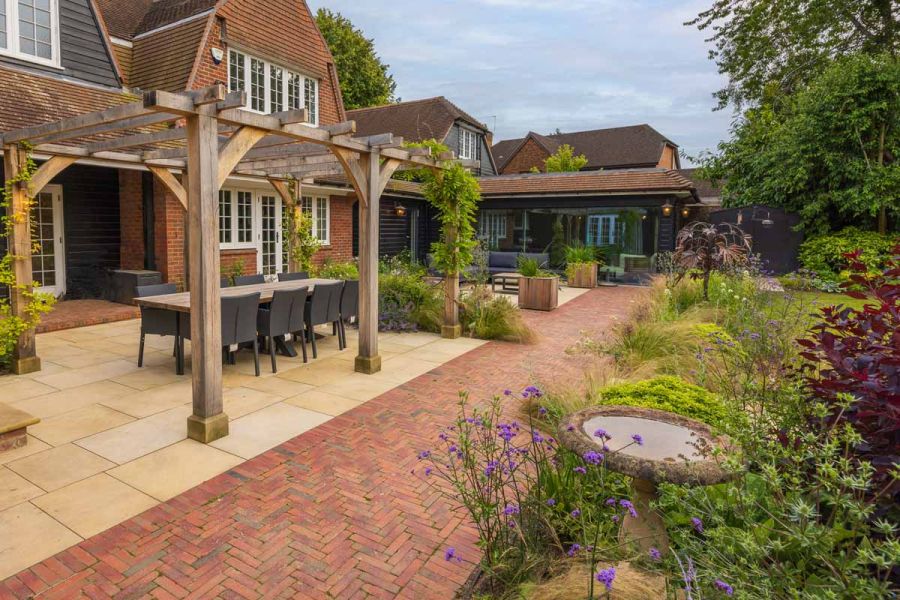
[187, 413, 229, 444]
[355, 354, 382, 374]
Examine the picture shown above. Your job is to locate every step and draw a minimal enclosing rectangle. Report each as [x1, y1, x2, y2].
[0, 404, 40, 453]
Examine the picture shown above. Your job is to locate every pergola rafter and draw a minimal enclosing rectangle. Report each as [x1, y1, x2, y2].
[1, 84, 452, 444]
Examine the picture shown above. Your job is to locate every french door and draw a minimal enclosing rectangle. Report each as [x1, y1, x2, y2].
[30, 185, 66, 297]
[257, 194, 283, 276]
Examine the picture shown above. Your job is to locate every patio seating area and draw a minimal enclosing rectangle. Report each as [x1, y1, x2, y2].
[0, 318, 488, 580]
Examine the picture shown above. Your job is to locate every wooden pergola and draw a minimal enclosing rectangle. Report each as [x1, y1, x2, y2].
[0, 84, 450, 443]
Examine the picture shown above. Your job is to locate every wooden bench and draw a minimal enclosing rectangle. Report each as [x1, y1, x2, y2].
[0, 404, 39, 452]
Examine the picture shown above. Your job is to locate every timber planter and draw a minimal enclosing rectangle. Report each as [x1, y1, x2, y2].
[567, 262, 598, 289]
[518, 276, 559, 311]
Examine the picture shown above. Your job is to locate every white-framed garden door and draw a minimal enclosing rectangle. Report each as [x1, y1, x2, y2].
[30, 184, 66, 297]
[256, 193, 283, 276]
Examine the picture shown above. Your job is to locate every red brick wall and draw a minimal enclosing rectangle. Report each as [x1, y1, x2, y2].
[500, 138, 551, 174]
[190, 18, 228, 90]
[119, 170, 144, 270]
[221, 249, 257, 276]
[153, 178, 186, 286]
[311, 195, 353, 266]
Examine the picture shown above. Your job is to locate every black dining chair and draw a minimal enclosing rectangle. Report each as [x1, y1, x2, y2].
[338, 279, 359, 351]
[182, 293, 262, 376]
[304, 281, 344, 358]
[135, 283, 179, 368]
[234, 274, 266, 286]
[221, 276, 232, 288]
[257, 287, 308, 373]
[278, 271, 310, 282]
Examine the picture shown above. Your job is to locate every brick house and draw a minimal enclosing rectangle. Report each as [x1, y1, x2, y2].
[492, 125, 681, 175]
[0, 0, 355, 299]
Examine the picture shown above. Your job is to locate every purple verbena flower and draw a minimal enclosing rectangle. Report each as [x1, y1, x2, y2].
[503, 389, 512, 396]
[566, 543, 581, 557]
[570, 509, 581, 518]
[523, 385, 542, 399]
[546, 498, 556, 506]
[595, 567, 616, 591]
[566, 424, 575, 432]
[605, 498, 617, 506]
[503, 504, 520, 516]
[424, 467, 433, 476]
[631, 434, 644, 446]
[715, 580, 734, 596]
[593, 428, 611, 440]
[538, 406, 548, 417]
[573, 466, 587, 475]
[444, 547, 461, 562]
[583, 450, 604, 465]
[649, 548, 661, 561]
[691, 517, 704, 533]
[417, 450, 430, 460]
[620, 499, 637, 518]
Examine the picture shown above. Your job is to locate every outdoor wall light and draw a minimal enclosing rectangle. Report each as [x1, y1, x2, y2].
[681, 207, 690, 218]
[394, 203, 408, 218]
[752, 207, 775, 229]
[661, 202, 674, 217]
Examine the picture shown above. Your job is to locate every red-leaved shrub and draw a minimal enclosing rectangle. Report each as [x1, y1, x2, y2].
[798, 246, 899, 505]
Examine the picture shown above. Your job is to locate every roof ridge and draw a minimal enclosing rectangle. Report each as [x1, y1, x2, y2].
[346, 96, 446, 114]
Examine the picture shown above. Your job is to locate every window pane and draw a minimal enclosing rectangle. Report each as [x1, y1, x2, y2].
[316, 198, 328, 242]
[301, 196, 312, 216]
[219, 190, 232, 244]
[269, 66, 283, 113]
[229, 50, 245, 93]
[304, 78, 318, 124]
[250, 58, 265, 112]
[287, 72, 301, 110]
[18, 0, 53, 59]
[0, 1, 7, 49]
[237, 191, 253, 243]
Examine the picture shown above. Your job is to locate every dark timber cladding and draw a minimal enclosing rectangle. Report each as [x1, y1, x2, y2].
[0, 0, 120, 88]
[352, 196, 437, 260]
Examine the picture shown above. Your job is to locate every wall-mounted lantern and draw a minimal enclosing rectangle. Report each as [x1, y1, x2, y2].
[681, 207, 690, 218]
[661, 202, 674, 217]
[394, 203, 408, 218]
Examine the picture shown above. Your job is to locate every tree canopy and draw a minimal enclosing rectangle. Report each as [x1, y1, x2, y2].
[699, 53, 900, 234]
[689, 0, 899, 109]
[315, 9, 397, 110]
[538, 144, 588, 173]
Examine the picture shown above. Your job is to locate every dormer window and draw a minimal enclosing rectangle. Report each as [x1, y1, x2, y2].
[228, 48, 319, 124]
[459, 128, 478, 160]
[0, 0, 59, 66]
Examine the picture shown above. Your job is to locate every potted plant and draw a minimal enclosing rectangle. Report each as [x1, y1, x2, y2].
[564, 243, 602, 289]
[517, 256, 558, 311]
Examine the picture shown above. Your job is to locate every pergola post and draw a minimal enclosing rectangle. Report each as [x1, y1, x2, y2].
[3, 145, 40, 374]
[184, 106, 227, 443]
[356, 151, 380, 374]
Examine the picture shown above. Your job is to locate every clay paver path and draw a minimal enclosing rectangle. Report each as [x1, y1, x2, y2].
[0, 287, 643, 600]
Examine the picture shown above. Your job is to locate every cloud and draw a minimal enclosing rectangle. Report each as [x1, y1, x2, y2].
[307, 0, 731, 162]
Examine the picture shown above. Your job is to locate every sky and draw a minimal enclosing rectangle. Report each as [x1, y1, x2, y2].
[307, 0, 736, 164]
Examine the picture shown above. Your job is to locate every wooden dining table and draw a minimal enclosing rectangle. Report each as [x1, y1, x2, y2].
[134, 278, 340, 375]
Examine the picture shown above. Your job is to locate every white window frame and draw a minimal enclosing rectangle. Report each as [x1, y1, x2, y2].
[459, 128, 478, 160]
[227, 47, 319, 124]
[219, 188, 258, 251]
[0, 0, 61, 67]
[301, 195, 330, 245]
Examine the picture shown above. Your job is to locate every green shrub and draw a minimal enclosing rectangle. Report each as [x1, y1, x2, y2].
[379, 272, 441, 332]
[315, 260, 358, 280]
[593, 376, 727, 426]
[563, 243, 599, 266]
[517, 256, 554, 278]
[460, 287, 535, 343]
[798, 227, 899, 282]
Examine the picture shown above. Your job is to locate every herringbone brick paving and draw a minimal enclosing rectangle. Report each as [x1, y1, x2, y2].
[0, 287, 643, 599]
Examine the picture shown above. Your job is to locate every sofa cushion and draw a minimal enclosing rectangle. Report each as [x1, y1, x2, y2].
[490, 252, 519, 269]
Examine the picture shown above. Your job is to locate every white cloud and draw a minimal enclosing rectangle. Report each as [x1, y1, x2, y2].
[308, 0, 730, 158]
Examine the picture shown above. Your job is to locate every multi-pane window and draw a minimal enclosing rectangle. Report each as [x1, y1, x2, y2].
[304, 78, 318, 125]
[288, 73, 302, 110]
[228, 50, 245, 92]
[479, 212, 507, 248]
[250, 57, 265, 112]
[270, 66, 284, 113]
[459, 128, 478, 160]
[301, 195, 330, 244]
[0, 0, 57, 64]
[219, 190, 233, 244]
[237, 191, 253, 243]
[227, 49, 319, 123]
[587, 215, 618, 247]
